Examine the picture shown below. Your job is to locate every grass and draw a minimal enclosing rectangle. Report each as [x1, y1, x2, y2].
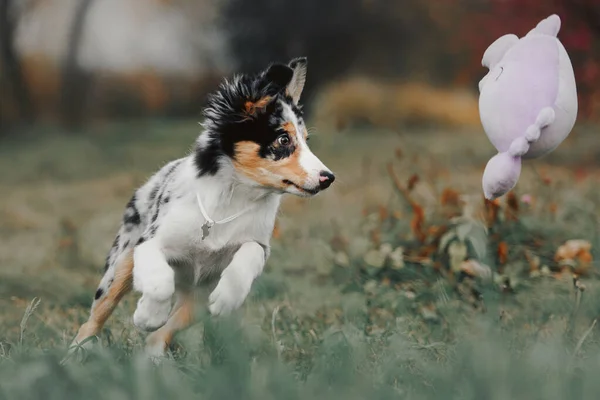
[1, 119, 600, 399]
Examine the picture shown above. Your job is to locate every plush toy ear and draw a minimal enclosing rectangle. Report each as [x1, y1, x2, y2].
[482, 34, 519, 69]
[527, 14, 561, 37]
[286, 57, 307, 104]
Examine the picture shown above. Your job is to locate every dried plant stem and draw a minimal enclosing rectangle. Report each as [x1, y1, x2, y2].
[19, 297, 41, 346]
[271, 304, 288, 361]
[567, 277, 585, 339]
[569, 319, 597, 368]
[386, 162, 417, 209]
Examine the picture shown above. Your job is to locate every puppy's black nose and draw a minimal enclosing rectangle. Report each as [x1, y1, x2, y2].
[319, 171, 335, 190]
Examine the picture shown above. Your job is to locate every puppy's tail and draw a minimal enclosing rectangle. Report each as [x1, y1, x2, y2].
[94, 193, 144, 302]
[482, 107, 555, 200]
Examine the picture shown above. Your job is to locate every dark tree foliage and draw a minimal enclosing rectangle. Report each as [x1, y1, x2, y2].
[435, 0, 600, 120]
[223, 0, 438, 110]
[0, 0, 34, 130]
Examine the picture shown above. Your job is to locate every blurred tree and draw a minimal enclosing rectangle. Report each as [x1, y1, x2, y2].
[0, 0, 34, 130]
[429, 0, 600, 120]
[223, 0, 438, 113]
[60, 0, 95, 130]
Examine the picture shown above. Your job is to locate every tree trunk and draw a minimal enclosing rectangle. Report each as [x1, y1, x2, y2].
[0, 0, 34, 131]
[59, 0, 95, 129]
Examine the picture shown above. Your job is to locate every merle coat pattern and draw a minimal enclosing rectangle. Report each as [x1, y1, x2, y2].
[71, 58, 335, 358]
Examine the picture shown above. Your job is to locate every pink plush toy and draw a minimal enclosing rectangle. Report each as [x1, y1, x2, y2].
[479, 14, 578, 200]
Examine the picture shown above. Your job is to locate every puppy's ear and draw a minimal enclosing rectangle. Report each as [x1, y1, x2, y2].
[286, 57, 307, 104]
[263, 63, 294, 91]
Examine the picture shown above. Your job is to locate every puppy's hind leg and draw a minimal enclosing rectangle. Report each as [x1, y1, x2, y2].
[144, 289, 196, 359]
[71, 249, 134, 348]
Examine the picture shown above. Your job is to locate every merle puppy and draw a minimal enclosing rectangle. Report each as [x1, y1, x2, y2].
[71, 57, 335, 357]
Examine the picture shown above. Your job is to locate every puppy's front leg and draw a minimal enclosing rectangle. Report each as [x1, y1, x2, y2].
[209, 242, 266, 316]
[132, 239, 175, 331]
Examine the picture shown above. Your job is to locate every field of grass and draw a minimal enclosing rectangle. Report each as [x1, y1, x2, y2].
[1, 119, 600, 399]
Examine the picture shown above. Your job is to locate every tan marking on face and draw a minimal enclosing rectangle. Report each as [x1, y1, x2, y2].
[233, 141, 309, 189]
[281, 121, 296, 136]
[244, 96, 272, 116]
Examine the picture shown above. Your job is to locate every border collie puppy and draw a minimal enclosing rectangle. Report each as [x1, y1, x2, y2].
[71, 57, 335, 356]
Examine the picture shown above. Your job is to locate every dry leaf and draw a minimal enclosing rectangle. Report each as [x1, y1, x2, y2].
[525, 250, 540, 273]
[330, 235, 349, 252]
[411, 204, 426, 243]
[460, 259, 492, 280]
[555, 239, 593, 275]
[505, 191, 519, 221]
[484, 197, 501, 227]
[407, 174, 420, 191]
[555, 239, 592, 261]
[378, 205, 389, 222]
[497, 242, 509, 265]
[440, 188, 461, 207]
[440, 188, 462, 218]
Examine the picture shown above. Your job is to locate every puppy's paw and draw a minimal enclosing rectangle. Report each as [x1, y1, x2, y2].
[133, 294, 172, 332]
[144, 342, 168, 364]
[64, 335, 99, 364]
[136, 266, 175, 301]
[208, 274, 250, 316]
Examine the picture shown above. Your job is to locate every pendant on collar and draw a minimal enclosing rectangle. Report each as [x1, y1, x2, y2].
[201, 220, 214, 240]
[196, 193, 257, 241]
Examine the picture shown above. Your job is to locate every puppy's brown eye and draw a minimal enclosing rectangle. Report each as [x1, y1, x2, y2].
[277, 134, 291, 146]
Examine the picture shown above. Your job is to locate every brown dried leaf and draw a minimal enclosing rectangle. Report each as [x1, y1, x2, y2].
[497, 241, 509, 265]
[483, 197, 501, 227]
[524, 250, 540, 273]
[330, 235, 349, 252]
[440, 188, 461, 207]
[407, 174, 420, 191]
[58, 238, 74, 249]
[411, 204, 426, 243]
[440, 188, 463, 218]
[505, 191, 519, 221]
[378, 205, 389, 222]
[555, 239, 593, 275]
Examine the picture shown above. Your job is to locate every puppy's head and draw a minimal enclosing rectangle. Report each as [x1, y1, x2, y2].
[198, 58, 335, 197]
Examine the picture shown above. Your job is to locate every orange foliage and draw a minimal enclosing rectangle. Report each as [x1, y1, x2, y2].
[497, 242, 508, 265]
[555, 239, 593, 275]
[411, 204, 426, 243]
[484, 197, 501, 227]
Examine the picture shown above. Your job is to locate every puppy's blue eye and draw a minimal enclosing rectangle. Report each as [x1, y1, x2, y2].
[277, 134, 291, 146]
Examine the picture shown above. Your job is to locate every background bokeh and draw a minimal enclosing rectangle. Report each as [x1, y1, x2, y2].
[2, 0, 599, 128]
[1, 1, 600, 399]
